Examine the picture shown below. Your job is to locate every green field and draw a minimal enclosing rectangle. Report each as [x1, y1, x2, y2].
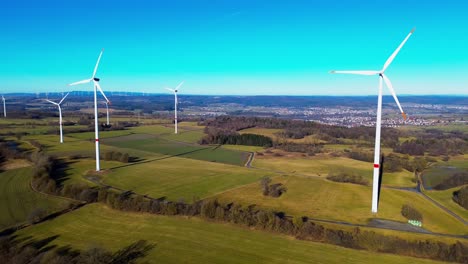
[103, 134, 248, 166]
[0, 167, 70, 229]
[67, 129, 133, 140]
[103, 156, 273, 200]
[221, 144, 265, 152]
[215, 175, 467, 235]
[426, 186, 468, 221]
[160, 129, 205, 143]
[253, 155, 415, 187]
[422, 160, 468, 189]
[16, 203, 446, 264]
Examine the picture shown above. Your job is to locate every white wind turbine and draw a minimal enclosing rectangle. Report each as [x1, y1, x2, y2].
[69, 49, 111, 172]
[1, 95, 5, 118]
[165, 81, 184, 134]
[330, 29, 414, 213]
[45, 93, 69, 143]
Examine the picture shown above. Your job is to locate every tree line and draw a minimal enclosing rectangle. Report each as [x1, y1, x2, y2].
[200, 127, 273, 147]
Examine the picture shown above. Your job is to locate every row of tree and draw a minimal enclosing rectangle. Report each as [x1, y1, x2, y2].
[200, 127, 273, 147]
[326, 171, 369, 186]
[433, 172, 468, 190]
[103, 151, 130, 163]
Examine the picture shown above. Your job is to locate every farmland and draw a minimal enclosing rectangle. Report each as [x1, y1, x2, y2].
[1, 112, 467, 263]
[0, 167, 70, 229]
[16, 203, 448, 264]
[102, 156, 274, 200]
[214, 175, 467, 234]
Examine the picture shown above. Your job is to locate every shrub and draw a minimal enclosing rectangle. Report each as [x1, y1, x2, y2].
[327, 171, 369, 186]
[401, 204, 423, 221]
[452, 186, 468, 209]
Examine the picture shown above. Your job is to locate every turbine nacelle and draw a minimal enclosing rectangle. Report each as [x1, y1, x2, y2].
[94, 77, 100, 82]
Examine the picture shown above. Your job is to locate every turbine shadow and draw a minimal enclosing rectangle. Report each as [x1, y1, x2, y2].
[378, 155, 385, 207]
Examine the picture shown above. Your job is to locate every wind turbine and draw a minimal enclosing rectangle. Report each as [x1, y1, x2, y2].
[165, 81, 184, 134]
[45, 93, 69, 143]
[1, 95, 5, 118]
[330, 29, 414, 213]
[69, 49, 111, 172]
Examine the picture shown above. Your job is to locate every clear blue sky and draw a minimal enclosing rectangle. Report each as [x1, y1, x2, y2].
[1, 0, 467, 95]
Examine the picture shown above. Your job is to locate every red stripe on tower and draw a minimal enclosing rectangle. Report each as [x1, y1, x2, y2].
[95, 139, 99, 142]
[374, 164, 379, 168]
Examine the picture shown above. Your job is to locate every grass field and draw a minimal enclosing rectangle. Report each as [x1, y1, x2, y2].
[0, 167, 70, 229]
[425, 186, 468, 221]
[103, 134, 248, 166]
[103, 156, 274, 200]
[422, 160, 468, 189]
[160, 129, 205, 143]
[221, 144, 265, 152]
[253, 155, 415, 187]
[16, 203, 447, 264]
[215, 175, 467, 235]
[67, 130, 133, 140]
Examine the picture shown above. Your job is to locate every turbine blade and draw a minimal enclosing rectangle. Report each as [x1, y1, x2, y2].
[175, 81, 185, 90]
[59, 92, 70, 105]
[382, 28, 415, 72]
[95, 82, 110, 103]
[92, 49, 104, 78]
[381, 74, 407, 120]
[165, 88, 175, 92]
[45, 99, 58, 105]
[69, 79, 91, 86]
[330, 70, 379, 75]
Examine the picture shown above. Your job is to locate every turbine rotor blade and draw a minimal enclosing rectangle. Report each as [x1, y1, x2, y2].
[381, 74, 407, 120]
[175, 81, 185, 90]
[93, 49, 104, 78]
[95, 82, 110, 104]
[59, 92, 70, 105]
[45, 99, 58, 105]
[165, 88, 175, 92]
[330, 70, 379, 75]
[381, 28, 415, 72]
[69, 79, 92, 86]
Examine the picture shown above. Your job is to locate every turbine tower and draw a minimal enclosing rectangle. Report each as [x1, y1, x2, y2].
[330, 29, 414, 213]
[45, 93, 69, 143]
[69, 49, 111, 172]
[1, 95, 5, 118]
[165, 81, 184, 134]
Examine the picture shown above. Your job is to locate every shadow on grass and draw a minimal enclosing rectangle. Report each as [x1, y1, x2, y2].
[109, 147, 209, 170]
[50, 158, 79, 187]
[1, 233, 155, 263]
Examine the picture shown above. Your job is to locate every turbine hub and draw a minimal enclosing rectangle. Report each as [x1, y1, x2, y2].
[94, 77, 100, 82]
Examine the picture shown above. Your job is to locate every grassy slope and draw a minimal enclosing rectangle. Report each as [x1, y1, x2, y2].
[426, 186, 468, 221]
[0, 167, 69, 229]
[103, 156, 274, 200]
[423, 160, 468, 189]
[103, 134, 248, 166]
[215, 175, 467, 235]
[17, 204, 446, 264]
[254, 155, 415, 187]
